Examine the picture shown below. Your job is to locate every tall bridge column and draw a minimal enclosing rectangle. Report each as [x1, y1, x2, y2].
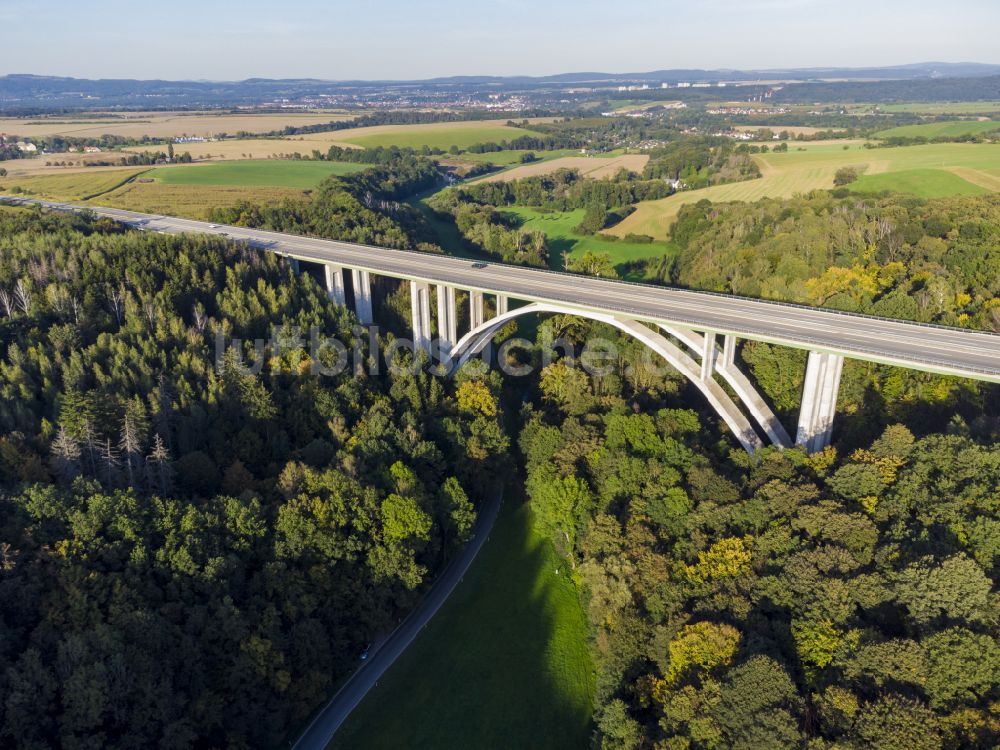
[351, 269, 373, 326]
[469, 290, 484, 329]
[796, 351, 844, 453]
[323, 264, 346, 306]
[700, 332, 716, 381]
[495, 293, 509, 316]
[437, 285, 457, 355]
[410, 281, 432, 357]
[722, 335, 736, 368]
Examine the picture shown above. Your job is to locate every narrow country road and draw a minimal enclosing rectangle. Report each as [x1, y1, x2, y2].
[291, 485, 504, 750]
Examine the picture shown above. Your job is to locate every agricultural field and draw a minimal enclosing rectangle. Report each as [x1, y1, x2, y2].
[477, 154, 650, 183]
[0, 152, 139, 176]
[125, 138, 324, 161]
[608, 141, 1000, 240]
[503, 205, 674, 270]
[311, 118, 554, 150]
[88, 182, 309, 220]
[329, 501, 594, 750]
[848, 168, 990, 197]
[878, 101, 1000, 115]
[0, 168, 147, 200]
[149, 159, 367, 188]
[0, 159, 365, 218]
[0, 111, 354, 139]
[876, 120, 1000, 139]
[732, 125, 845, 136]
[121, 118, 559, 161]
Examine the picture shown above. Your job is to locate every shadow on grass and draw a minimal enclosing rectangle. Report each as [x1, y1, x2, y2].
[328, 495, 594, 750]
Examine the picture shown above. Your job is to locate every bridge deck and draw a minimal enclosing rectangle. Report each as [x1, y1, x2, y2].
[7, 198, 1000, 383]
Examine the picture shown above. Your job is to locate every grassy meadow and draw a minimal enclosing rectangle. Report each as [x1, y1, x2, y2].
[609, 141, 1000, 240]
[503, 206, 674, 271]
[328, 500, 595, 750]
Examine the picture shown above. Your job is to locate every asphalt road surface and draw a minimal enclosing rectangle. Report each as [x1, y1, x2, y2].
[290, 486, 503, 750]
[5, 198, 1000, 382]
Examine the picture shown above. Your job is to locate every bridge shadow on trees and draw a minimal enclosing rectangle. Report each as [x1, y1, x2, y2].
[330, 490, 595, 750]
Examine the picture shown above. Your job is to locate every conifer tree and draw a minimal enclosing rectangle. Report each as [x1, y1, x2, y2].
[49, 426, 81, 482]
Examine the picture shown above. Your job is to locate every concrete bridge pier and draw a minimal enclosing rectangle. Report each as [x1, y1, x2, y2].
[437, 285, 458, 356]
[795, 351, 844, 453]
[469, 290, 484, 329]
[352, 269, 373, 326]
[410, 281, 433, 357]
[700, 333, 716, 381]
[323, 264, 347, 306]
[495, 293, 509, 316]
[722, 335, 736, 368]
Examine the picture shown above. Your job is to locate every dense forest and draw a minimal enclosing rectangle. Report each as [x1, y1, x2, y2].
[520, 348, 1000, 749]
[666, 192, 1000, 331]
[208, 155, 443, 251]
[0, 206, 509, 746]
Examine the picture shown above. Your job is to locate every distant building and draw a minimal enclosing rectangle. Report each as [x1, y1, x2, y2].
[15, 141, 37, 152]
[83, 146, 102, 153]
[677, 82, 691, 88]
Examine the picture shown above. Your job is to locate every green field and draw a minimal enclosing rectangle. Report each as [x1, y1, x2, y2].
[329, 500, 594, 750]
[610, 141, 1000, 240]
[151, 159, 367, 188]
[876, 120, 1000, 139]
[849, 168, 990, 198]
[503, 206, 675, 271]
[879, 101, 1000, 115]
[338, 124, 546, 151]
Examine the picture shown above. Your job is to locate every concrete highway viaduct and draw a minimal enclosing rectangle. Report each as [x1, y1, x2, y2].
[7, 198, 1000, 454]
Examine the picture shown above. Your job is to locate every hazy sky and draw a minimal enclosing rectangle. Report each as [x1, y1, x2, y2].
[4, 0, 999, 80]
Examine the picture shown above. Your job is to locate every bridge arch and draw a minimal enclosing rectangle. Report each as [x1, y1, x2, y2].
[449, 302, 765, 453]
